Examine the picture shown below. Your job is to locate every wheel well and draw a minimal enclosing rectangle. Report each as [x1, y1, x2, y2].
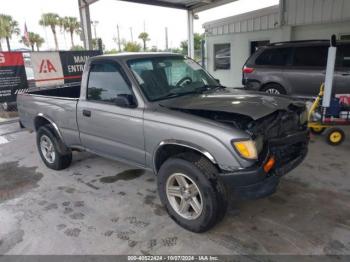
[260, 82, 285, 92]
[34, 116, 60, 140]
[34, 116, 70, 154]
[154, 144, 218, 173]
[34, 116, 51, 131]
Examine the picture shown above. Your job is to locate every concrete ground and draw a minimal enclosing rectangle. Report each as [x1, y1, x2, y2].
[0, 122, 350, 255]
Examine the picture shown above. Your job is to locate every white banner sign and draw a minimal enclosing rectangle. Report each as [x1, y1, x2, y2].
[31, 52, 64, 87]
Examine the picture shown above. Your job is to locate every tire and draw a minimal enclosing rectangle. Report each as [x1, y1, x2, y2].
[19, 121, 25, 129]
[262, 83, 286, 95]
[310, 126, 326, 135]
[37, 125, 72, 170]
[157, 152, 228, 233]
[326, 128, 345, 146]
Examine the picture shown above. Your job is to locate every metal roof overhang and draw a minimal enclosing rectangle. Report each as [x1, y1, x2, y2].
[78, 0, 237, 56]
[81, 0, 236, 13]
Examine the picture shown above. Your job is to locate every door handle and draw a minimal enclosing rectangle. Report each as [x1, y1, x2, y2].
[341, 72, 350, 76]
[83, 109, 91, 117]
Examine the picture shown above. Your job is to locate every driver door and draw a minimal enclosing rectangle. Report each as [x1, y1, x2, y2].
[77, 60, 145, 166]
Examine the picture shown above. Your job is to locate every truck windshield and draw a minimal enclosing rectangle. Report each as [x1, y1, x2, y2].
[128, 56, 221, 101]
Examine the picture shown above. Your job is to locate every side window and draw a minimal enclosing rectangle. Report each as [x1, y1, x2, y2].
[337, 45, 350, 68]
[293, 46, 328, 67]
[255, 48, 291, 66]
[87, 63, 132, 103]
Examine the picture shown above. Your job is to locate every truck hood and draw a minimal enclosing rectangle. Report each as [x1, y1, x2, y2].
[159, 88, 301, 120]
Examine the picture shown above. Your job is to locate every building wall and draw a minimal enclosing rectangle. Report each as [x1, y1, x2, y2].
[285, 0, 350, 26]
[292, 21, 350, 40]
[204, 6, 280, 37]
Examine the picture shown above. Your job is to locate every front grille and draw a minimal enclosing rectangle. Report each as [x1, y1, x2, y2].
[271, 141, 307, 167]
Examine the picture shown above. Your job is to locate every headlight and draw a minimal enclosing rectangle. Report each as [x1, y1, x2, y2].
[233, 140, 258, 160]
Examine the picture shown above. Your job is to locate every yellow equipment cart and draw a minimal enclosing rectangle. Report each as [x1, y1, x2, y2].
[308, 84, 350, 145]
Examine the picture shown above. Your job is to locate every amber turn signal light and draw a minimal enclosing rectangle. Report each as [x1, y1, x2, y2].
[263, 157, 275, 173]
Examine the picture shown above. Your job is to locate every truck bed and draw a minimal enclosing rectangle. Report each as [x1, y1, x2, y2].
[28, 84, 81, 98]
[17, 84, 81, 147]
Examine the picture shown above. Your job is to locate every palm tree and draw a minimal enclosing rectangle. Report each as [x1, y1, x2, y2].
[0, 14, 20, 51]
[62, 16, 80, 48]
[138, 32, 150, 51]
[33, 34, 45, 51]
[20, 32, 44, 51]
[39, 13, 60, 50]
[58, 16, 68, 47]
[20, 32, 36, 51]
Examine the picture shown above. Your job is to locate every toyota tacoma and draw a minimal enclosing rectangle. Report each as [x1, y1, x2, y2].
[17, 53, 309, 232]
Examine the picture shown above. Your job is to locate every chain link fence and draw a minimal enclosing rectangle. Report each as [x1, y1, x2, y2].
[0, 102, 19, 120]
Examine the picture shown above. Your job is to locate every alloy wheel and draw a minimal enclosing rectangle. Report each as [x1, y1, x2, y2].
[266, 88, 280, 94]
[40, 135, 56, 164]
[166, 173, 203, 220]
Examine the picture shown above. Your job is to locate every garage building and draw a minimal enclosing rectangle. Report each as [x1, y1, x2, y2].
[203, 0, 350, 87]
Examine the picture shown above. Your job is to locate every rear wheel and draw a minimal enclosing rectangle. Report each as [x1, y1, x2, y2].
[158, 153, 228, 233]
[262, 83, 286, 95]
[19, 121, 25, 129]
[326, 128, 345, 146]
[310, 126, 326, 135]
[37, 125, 72, 170]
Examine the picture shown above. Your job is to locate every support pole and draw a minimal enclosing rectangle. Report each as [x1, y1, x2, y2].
[78, 0, 93, 50]
[165, 27, 169, 51]
[322, 35, 337, 108]
[187, 10, 195, 58]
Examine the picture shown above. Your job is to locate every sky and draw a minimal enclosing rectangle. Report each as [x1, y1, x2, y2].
[0, 0, 278, 51]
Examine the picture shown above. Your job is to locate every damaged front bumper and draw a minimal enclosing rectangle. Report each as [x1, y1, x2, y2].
[219, 130, 309, 200]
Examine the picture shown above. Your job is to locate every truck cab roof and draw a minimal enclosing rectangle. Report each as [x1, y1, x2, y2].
[90, 52, 184, 62]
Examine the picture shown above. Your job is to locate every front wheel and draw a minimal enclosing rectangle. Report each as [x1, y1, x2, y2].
[157, 153, 227, 233]
[326, 128, 345, 146]
[37, 125, 72, 170]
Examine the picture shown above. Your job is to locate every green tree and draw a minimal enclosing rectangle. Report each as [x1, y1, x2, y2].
[70, 45, 85, 51]
[138, 32, 150, 51]
[33, 33, 45, 51]
[150, 45, 158, 52]
[92, 38, 105, 51]
[20, 32, 44, 51]
[180, 33, 203, 55]
[39, 13, 60, 50]
[104, 48, 119, 54]
[20, 32, 36, 51]
[0, 14, 20, 51]
[60, 16, 80, 48]
[123, 41, 141, 52]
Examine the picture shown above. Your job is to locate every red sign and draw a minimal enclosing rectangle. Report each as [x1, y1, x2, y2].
[0, 52, 28, 103]
[39, 59, 57, 73]
[0, 52, 25, 67]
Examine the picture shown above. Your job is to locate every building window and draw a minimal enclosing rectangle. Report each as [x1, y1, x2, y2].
[340, 34, 350, 41]
[214, 44, 231, 70]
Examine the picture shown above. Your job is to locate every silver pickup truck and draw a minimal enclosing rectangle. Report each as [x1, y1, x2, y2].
[18, 53, 309, 232]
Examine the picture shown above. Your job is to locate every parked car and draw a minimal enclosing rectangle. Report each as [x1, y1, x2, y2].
[17, 53, 309, 232]
[242, 40, 350, 98]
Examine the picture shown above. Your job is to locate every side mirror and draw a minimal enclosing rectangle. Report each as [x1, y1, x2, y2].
[114, 94, 136, 108]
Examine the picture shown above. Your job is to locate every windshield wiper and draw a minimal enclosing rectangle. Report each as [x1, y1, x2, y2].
[154, 91, 195, 101]
[194, 84, 225, 93]
[154, 85, 225, 101]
